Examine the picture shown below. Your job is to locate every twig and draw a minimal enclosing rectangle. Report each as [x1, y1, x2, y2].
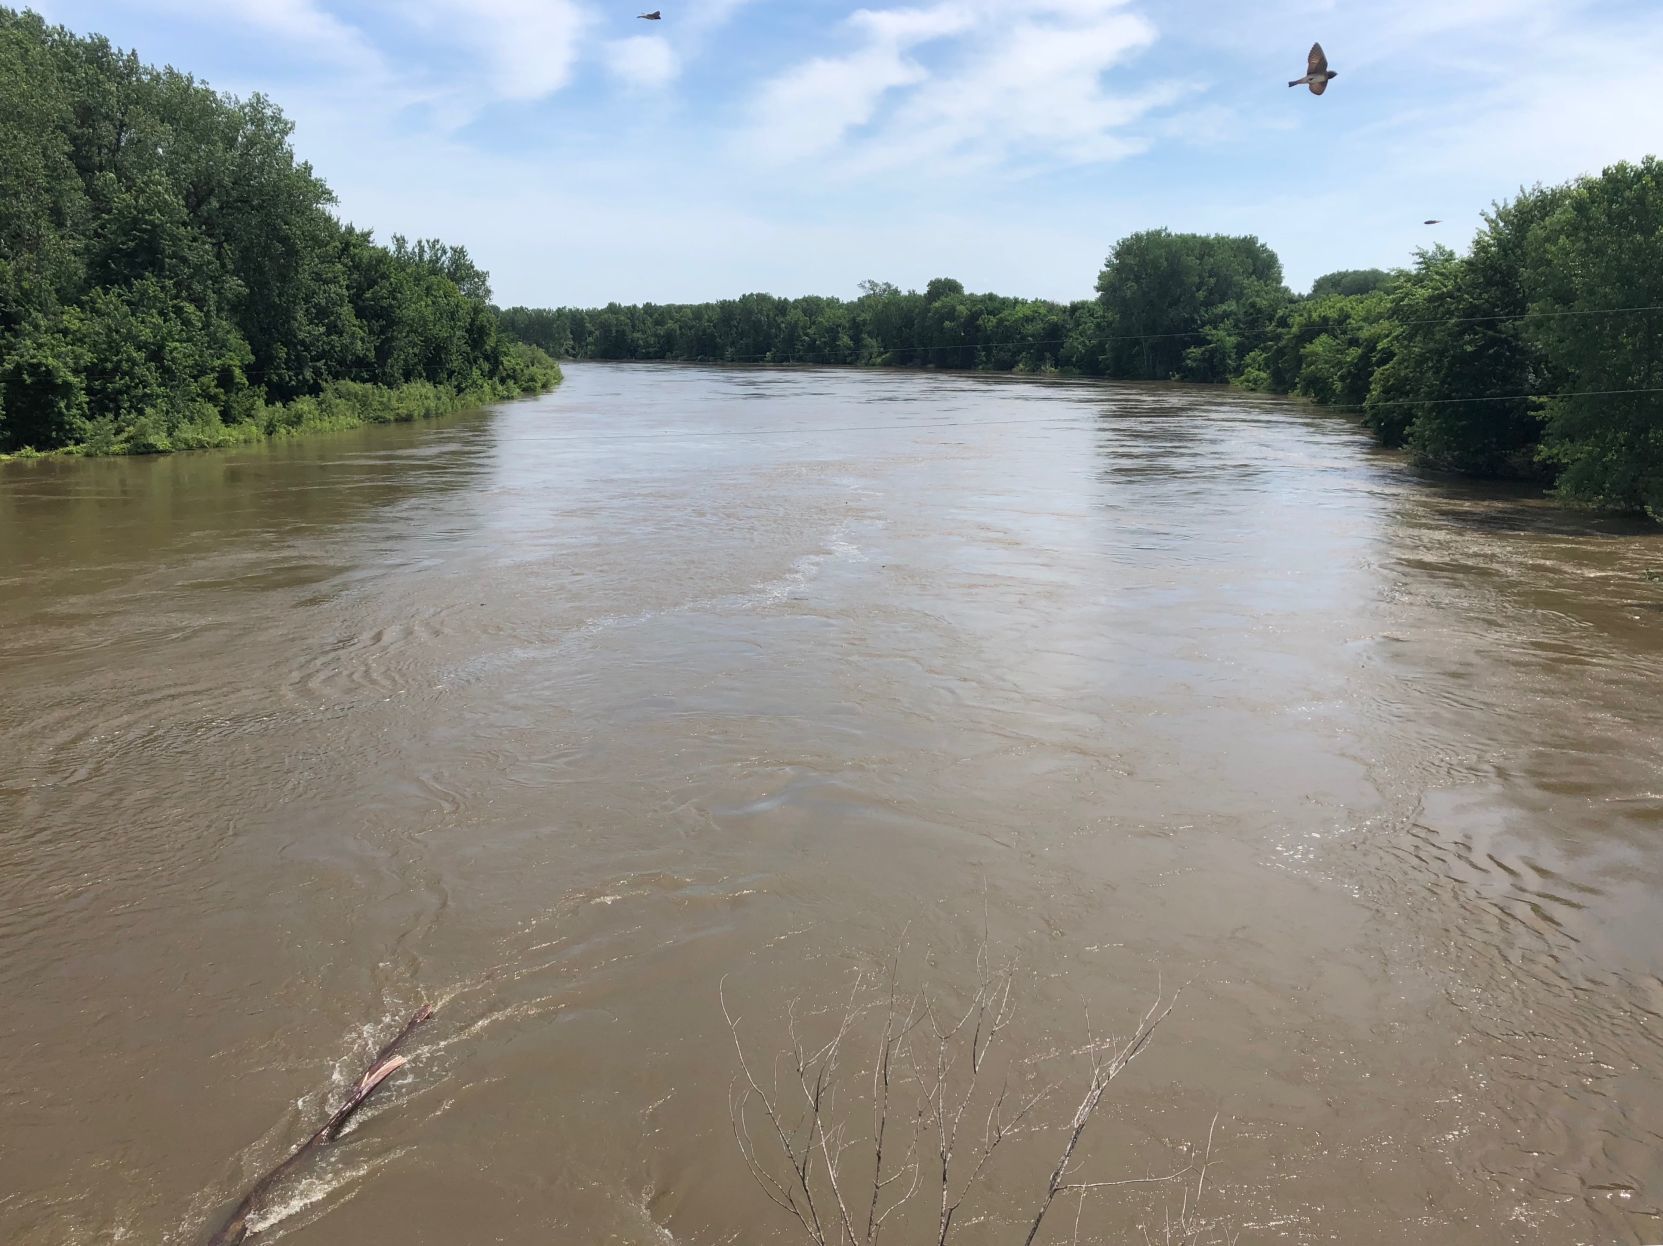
[1020, 988, 1181, 1246]
[725, 944, 1212, 1246]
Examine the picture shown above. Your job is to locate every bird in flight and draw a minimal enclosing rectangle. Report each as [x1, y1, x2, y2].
[1289, 42, 1337, 94]
[1423, 219, 1442, 225]
[638, 9, 661, 17]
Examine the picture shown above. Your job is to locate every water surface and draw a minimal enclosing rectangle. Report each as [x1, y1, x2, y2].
[2, 363, 1659, 1244]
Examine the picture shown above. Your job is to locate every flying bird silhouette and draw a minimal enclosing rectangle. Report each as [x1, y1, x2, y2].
[638, 9, 661, 17]
[1289, 42, 1337, 95]
[1423, 219, 1442, 225]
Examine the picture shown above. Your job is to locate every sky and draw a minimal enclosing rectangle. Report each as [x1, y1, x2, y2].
[28, 0, 1663, 308]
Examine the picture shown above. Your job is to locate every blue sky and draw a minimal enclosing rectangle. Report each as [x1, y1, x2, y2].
[29, 0, 1663, 308]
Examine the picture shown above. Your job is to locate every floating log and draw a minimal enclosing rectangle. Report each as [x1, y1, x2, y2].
[206, 1004, 435, 1246]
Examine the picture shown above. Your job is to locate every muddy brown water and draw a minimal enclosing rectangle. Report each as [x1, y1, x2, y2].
[1, 363, 1660, 1245]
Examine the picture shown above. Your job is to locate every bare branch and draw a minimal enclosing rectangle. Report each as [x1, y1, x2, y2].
[1020, 987, 1183, 1246]
[723, 952, 1220, 1246]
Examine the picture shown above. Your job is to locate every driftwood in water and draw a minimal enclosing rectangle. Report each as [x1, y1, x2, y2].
[206, 1004, 435, 1246]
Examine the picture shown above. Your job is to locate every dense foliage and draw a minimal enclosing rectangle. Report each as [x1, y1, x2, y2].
[1092, 230, 1287, 383]
[0, 8, 558, 457]
[500, 279, 1100, 376]
[1241, 161, 1663, 514]
[1308, 269, 1391, 299]
[506, 161, 1662, 518]
[499, 234, 1281, 384]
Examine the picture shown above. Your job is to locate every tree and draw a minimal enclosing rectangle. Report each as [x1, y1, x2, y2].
[0, 7, 556, 455]
[1527, 158, 1663, 516]
[923, 276, 965, 304]
[0, 11, 82, 340]
[1309, 269, 1391, 299]
[1364, 186, 1563, 473]
[1095, 230, 1289, 382]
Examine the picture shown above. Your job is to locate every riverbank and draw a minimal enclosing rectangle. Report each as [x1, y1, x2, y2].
[0, 366, 561, 462]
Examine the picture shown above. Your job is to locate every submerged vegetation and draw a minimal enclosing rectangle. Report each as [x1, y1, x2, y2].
[504, 160, 1663, 520]
[0, 8, 559, 459]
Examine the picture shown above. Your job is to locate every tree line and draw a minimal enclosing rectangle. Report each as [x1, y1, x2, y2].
[502, 160, 1663, 519]
[0, 8, 559, 458]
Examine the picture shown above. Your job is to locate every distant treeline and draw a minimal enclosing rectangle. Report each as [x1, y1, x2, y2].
[503, 160, 1663, 519]
[0, 8, 560, 458]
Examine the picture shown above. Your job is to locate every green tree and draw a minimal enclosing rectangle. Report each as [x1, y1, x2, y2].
[0, 11, 83, 340]
[1527, 158, 1663, 515]
[1095, 230, 1289, 381]
[1309, 269, 1391, 299]
[0, 7, 557, 455]
[1365, 186, 1563, 472]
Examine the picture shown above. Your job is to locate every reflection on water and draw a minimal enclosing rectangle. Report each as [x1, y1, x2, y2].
[0, 364, 1659, 1245]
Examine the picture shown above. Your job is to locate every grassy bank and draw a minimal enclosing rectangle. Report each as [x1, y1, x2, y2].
[0, 361, 561, 461]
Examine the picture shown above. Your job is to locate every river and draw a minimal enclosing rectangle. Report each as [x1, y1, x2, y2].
[1, 363, 1659, 1245]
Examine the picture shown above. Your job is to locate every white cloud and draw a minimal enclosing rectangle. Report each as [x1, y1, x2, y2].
[603, 34, 680, 91]
[741, 0, 1167, 180]
[59, 0, 386, 72]
[414, 0, 593, 101]
[225, 0, 371, 53]
[1370, 9, 1663, 187]
[849, 2, 975, 45]
[742, 2, 979, 162]
[599, 0, 760, 93]
[745, 42, 935, 162]
[683, 0, 765, 35]
[377, 0, 757, 106]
